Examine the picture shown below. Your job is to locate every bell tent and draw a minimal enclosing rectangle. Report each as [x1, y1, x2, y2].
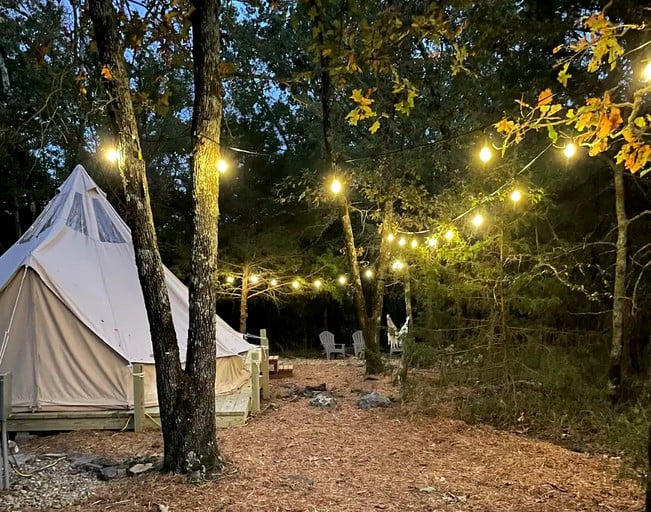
[0, 165, 254, 413]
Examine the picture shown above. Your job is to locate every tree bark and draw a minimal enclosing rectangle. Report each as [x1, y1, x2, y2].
[239, 266, 249, 333]
[88, 0, 223, 473]
[609, 163, 628, 403]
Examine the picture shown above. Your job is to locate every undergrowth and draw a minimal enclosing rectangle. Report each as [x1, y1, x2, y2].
[401, 335, 649, 474]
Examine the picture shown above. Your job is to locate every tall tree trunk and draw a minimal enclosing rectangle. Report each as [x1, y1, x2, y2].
[88, 0, 223, 473]
[609, 163, 628, 403]
[180, 0, 223, 472]
[239, 266, 249, 333]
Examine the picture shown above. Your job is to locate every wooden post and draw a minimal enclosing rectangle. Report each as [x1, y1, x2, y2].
[132, 364, 144, 432]
[260, 329, 270, 400]
[250, 354, 260, 414]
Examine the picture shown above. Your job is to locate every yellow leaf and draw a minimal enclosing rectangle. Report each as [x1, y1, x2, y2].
[634, 117, 646, 129]
[552, 44, 563, 54]
[101, 66, 113, 80]
[369, 120, 381, 134]
[537, 89, 553, 108]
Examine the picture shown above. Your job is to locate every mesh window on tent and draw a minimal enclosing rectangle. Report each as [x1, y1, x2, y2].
[65, 192, 89, 235]
[92, 199, 125, 243]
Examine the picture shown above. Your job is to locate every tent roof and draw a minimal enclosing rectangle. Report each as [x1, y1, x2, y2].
[0, 165, 254, 363]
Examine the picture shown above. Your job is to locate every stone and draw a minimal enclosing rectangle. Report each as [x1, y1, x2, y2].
[98, 466, 127, 481]
[309, 392, 336, 407]
[128, 462, 153, 476]
[357, 391, 392, 409]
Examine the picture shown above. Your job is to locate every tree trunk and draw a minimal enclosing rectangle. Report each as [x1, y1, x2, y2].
[88, 0, 223, 474]
[609, 163, 628, 403]
[178, 0, 223, 473]
[240, 266, 249, 333]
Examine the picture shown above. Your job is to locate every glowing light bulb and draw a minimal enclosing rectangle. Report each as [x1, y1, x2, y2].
[313, 279, 322, 289]
[392, 260, 404, 271]
[563, 143, 576, 158]
[387, 233, 395, 242]
[427, 237, 437, 247]
[226, 276, 235, 284]
[398, 237, 406, 247]
[643, 62, 651, 82]
[330, 178, 342, 194]
[510, 189, 522, 203]
[217, 159, 228, 173]
[292, 280, 300, 289]
[410, 239, 418, 248]
[364, 269, 374, 279]
[250, 275, 259, 284]
[270, 279, 278, 286]
[444, 229, 454, 241]
[479, 146, 492, 163]
[337, 275, 347, 285]
[472, 214, 484, 227]
[105, 148, 119, 163]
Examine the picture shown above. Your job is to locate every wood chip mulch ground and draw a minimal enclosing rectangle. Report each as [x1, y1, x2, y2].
[17, 358, 644, 511]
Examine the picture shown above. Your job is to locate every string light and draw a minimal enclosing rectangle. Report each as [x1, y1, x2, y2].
[387, 233, 395, 242]
[313, 279, 322, 289]
[364, 269, 374, 279]
[391, 260, 405, 271]
[479, 146, 492, 163]
[330, 178, 342, 194]
[217, 159, 228, 173]
[410, 239, 418, 248]
[563, 143, 576, 158]
[427, 237, 437, 247]
[270, 279, 278, 286]
[472, 214, 484, 227]
[292, 280, 300, 289]
[338, 275, 347, 285]
[444, 229, 454, 241]
[250, 275, 259, 284]
[510, 189, 523, 203]
[105, 148, 119, 163]
[398, 237, 406, 246]
[643, 62, 651, 82]
[226, 276, 235, 284]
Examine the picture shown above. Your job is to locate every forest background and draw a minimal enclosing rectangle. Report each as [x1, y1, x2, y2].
[1, 0, 651, 476]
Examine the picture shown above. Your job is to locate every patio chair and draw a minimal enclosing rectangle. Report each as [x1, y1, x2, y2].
[319, 330, 346, 359]
[352, 330, 365, 359]
[387, 314, 408, 357]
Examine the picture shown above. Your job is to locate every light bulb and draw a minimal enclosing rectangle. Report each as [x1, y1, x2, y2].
[444, 229, 454, 240]
[410, 239, 418, 248]
[217, 159, 228, 173]
[510, 189, 522, 203]
[226, 276, 234, 284]
[398, 237, 406, 246]
[270, 279, 278, 286]
[313, 279, 322, 289]
[387, 233, 395, 242]
[337, 275, 347, 285]
[428, 237, 437, 247]
[250, 275, 259, 284]
[330, 178, 342, 194]
[563, 143, 576, 158]
[643, 62, 651, 82]
[472, 214, 484, 227]
[292, 280, 300, 289]
[105, 148, 119, 163]
[479, 146, 492, 163]
[364, 269, 374, 279]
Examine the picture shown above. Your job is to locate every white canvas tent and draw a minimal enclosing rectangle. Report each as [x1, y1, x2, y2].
[0, 165, 255, 413]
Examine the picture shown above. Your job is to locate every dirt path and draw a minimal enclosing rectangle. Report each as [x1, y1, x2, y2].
[18, 359, 643, 511]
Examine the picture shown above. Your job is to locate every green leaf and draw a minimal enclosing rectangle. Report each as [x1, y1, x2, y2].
[546, 125, 558, 143]
[634, 116, 646, 129]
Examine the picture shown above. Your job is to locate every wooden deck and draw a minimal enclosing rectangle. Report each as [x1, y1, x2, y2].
[7, 331, 272, 433]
